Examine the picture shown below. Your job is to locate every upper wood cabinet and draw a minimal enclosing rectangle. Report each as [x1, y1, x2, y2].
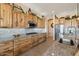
[0, 4, 45, 28]
[25, 13, 33, 28]
[20, 13, 26, 28]
[32, 15, 38, 24]
[71, 18, 77, 27]
[13, 5, 26, 28]
[37, 18, 45, 28]
[12, 11, 17, 28]
[0, 3, 12, 28]
[59, 18, 65, 24]
[53, 19, 59, 25]
[13, 11, 20, 28]
[25, 12, 38, 28]
[13, 12, 26, 28]
[26, 12, 46, 28]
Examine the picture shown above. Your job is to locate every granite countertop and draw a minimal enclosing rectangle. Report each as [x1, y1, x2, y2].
[0, 33, 46, 43]
[43, 41, 78, 56]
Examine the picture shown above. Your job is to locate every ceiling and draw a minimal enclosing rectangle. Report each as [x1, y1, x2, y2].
[18, 3, 77, 19]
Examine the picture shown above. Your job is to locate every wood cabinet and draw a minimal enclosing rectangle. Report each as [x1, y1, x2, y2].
[17, 12, 25, 28]
[37, 18, 45, 28]
[25, 14, 28, 28]
[25, 13, 33, 28]
[12, 11, 18, 28]
[53, 19, 59, 25]
[33, 15, 38, 23]
[20, 13, 26, 28]
[14, 37, 32, 55]
[13, 13, 21, 28]
[13, 6, 26, 28]
[25, 13, 38, 28]
[76, 20, 79, 28]
[26, 11, 45, 28]
[0, 33, 46, 56]
[64, 20, 72, 27]
[72, 18, 77, 27]
[59, 18, 65, 24]
[14, 33, 46, 56]
[0, 40, 14, 56]
[0, 3, 12, 28]
[0, 4, 45, 28]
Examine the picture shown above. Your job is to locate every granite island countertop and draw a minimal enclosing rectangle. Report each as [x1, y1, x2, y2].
[0, 33, 46, 43]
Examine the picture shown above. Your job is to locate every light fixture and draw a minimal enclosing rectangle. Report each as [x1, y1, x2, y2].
[52, 10, 54, 14]
[41, 12, 47, 16]
[77, 17, 79, 20]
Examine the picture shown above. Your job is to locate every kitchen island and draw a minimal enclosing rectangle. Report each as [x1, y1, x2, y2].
[0, 33, 46, 56]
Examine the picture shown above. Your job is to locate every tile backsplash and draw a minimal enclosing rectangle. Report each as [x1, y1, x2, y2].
[0, 28, 46, 41]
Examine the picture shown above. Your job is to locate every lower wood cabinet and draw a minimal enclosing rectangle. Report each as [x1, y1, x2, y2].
[0, 33, 46, 56]
[0, 40, 14, 56]
[14, 37, 32, 55]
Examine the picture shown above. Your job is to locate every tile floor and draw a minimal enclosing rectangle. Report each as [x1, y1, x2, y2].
[20, 37, 78, 56]
[43, 41, 78, 56]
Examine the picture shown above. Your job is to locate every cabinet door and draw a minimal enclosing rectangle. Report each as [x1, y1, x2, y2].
[38, 19, 41, 28]
[0, 40, 14, 56]
[0, 4, 5, 27]
[0, 4, 4, 20]
[65, 20, 71, 27]
[27, 13, 33, 20]
[72, 18, 77, 27]
[17, 12, 21, 28]
[25, 14, 28, 28]
[13, 12, 18, 28]
[32, 15, 38, 24]
[41, 20, 45, 28]
[0, 4, 12, 28]
[38, 19, 45, 28]
[13, 12, 26, 28]
[59, 18, 65, 24]
[19, 13, 25, 28]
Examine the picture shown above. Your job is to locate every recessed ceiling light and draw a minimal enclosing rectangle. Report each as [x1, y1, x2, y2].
[52, 11, 54, 14]
[41, 13, 47, 16]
